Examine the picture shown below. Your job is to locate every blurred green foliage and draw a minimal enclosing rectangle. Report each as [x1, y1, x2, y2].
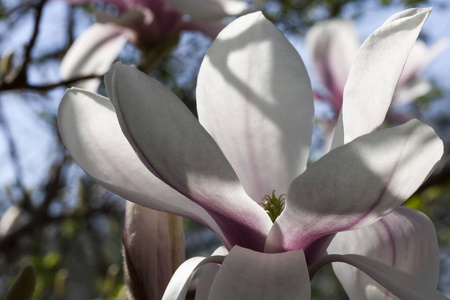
[406, 184, 450, 246]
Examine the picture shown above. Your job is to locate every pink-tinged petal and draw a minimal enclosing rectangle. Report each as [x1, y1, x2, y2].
[105, 63, 272, 251]
[195, 246, 229, 300]
[124, 202, 185, 300]
[60, 23, 129, 92]
[58, 88, 229, 247]
[332, 8, 432, 148]
[265, 120, 443, 256]
[197, 12, 314, 202]
[162, 255, 226, 300]
[306, 19, 360, 113]
[164, 0, 249, 19]
[96, 7, 165, 49]
[327, 207, 441, 300]
[208, 246, 311, 300]
[323, 254, 448, 300]
[398, 38, 449, 86]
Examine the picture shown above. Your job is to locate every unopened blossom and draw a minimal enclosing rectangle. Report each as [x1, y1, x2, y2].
[58, 8, 447, 299]
[124, 202, 185, 299]
[60, 0, 250, 90]
[307, 18, 448, 150]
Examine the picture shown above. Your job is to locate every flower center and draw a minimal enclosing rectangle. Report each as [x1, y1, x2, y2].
[260, 190, 286, 223]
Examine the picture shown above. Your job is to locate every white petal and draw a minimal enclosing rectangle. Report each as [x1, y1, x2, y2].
[58, 88, 228, 246]
[162, 255, 225, 300]
[197, 12, 314, 202]
[208, 246, 311, 300]
[332, 8, 432, 148]
[266, 120, 443, 257]
[195, 247, 229, 300]
[105, 63, 272, 251]
[163, 0, 249, 19]
[60, 23, 128, 92]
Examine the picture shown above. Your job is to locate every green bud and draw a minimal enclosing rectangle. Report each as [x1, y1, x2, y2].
[0, 49, 14, 79]
[5, 264, 36, 300]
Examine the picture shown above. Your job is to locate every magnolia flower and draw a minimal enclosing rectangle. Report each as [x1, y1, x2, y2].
[306, 17, 448, 147]
[60, 0, 250, 90]
[58, 8, 448, 299]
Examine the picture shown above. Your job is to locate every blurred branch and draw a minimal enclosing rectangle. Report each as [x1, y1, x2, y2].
[67, 5, 75, 47]
[0, 157, 119, 254]
[1, 1, 35, 17]
[0, 0, 103, 93]
[3, 0, 47, 87]
[0, 74, 102, 92]
[0, 202, 118, 253]
[21, 0, 47, 74]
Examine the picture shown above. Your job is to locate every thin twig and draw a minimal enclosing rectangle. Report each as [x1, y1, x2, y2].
[17, 0, 48, 80]
[0, 73, 103, 92]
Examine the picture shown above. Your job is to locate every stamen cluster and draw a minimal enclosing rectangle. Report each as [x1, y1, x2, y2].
[260, 190, 286, 223]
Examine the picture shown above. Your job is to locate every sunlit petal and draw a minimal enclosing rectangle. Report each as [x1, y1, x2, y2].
[266, 120, 443, 256]
[197, 12, 314, 202]
[332, 8, 432, 148]
[163, 0, 249, 19]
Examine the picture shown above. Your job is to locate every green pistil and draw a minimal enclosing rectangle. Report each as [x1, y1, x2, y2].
[260, 190, 286, 223]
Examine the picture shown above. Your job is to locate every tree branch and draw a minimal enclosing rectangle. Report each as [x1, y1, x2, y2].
[0, 74, 103, 92]
[5, 0, 47, 86]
